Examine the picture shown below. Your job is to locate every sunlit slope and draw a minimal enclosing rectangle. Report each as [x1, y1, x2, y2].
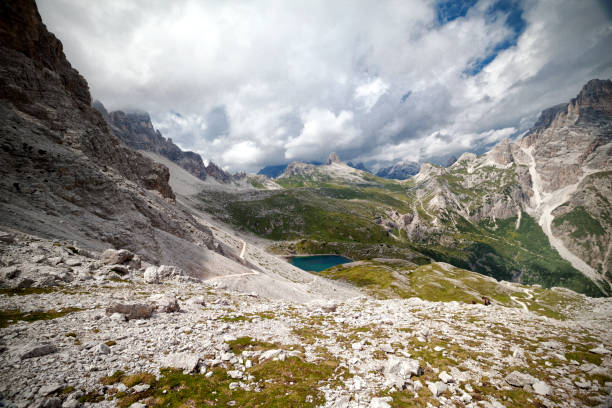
[320, 260, 589, 320]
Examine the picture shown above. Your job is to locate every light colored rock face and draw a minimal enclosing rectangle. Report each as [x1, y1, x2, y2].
[0, 0, 276, 282]
[407, 80, 612, 292]
[326, 152, 342, 165]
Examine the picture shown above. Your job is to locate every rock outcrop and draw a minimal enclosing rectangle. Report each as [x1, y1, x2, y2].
[0, 0, 246, 277]
[410, 79, 612, 292]
[93, 101, 236, 184]
[325, 152, 341, 165]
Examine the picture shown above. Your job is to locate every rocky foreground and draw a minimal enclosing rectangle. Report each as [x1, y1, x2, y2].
[1, 231, 611, 408]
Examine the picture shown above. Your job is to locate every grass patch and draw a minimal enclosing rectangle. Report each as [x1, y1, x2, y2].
[0, 287, 59, 296]
[112, 354, 347, 407]
[553, 206, 605, 238]
[0, 307, 82, 328]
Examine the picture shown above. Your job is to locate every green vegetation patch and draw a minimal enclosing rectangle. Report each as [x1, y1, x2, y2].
[420, 212, 605, 297]
[553, 206, 605, 238]
[106, 354, 347, 407]
[0, 287, 59, 296]
[0, 307, 82, 328]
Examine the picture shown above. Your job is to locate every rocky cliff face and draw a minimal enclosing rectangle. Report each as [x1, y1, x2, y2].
[0, 0, 244, 277]
[410, 80, 612, 292]
[93, 101, 236, 184]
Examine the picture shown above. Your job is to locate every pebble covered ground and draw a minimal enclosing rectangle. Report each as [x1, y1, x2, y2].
[1, 232, 611, 408]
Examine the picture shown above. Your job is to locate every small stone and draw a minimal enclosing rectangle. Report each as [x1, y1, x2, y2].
[438, 371, 453, 384]
[150, 294, 180, 313]
[259, 349, 282, 362]
[128, 403, 146, 408]
[61, 399, 80, 408]
[589, 344, 610, 355]
[229, 382, 239, 390]
[369, 397, 392, 408]
[384, 357, 423, 379]
[227, 370, 243, 379]
[352, 342, 363, 351]
[505, 371, 537, 387]
[575, 380, 591, 389]
[187, 296, 206, 306]
[110, 312, 125, 322]
[48, 256, 63, 265]
[39, 383, 63, 396]
[460, 393, 472, 403]
[110, 265, 129, 276]
[132, 384, 150, 393]
[41, 397, 62, 408]
[428, 381, 448, 396]
[143, 266, 159, 284]
[65, 259, 82, 267]
[97, 343, 110, 355]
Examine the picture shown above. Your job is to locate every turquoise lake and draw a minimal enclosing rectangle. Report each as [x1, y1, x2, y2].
[290, 255, 352, 272]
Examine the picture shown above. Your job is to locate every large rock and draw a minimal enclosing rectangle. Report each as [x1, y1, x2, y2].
[383, 357, 422, 379]
[101, 249, 133, 265]
[160, 352, 200, 373]
[105, 303, 155, 320]
[143, 266, 159, 283]
[505, 371, 537, 387]
[427, 381, 448, 396]
[533, 381, 551, 396]
[19, 343, 58, 360]
[150, 294, 180, 313]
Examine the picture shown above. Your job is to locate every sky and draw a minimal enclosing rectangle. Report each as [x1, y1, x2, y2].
[38, 0, 612, 172]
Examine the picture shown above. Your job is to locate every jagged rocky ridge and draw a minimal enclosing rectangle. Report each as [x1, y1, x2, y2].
[93, 101, 241, 185]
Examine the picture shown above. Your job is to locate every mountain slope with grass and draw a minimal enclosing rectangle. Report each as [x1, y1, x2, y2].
[198, 82, 612, 297]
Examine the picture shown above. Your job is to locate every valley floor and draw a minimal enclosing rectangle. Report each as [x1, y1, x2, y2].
[1, 236, 611, 408]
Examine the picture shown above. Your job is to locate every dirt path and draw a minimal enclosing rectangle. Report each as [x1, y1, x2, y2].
[206, 269, 260, 281]
[510, 296, 529, 311]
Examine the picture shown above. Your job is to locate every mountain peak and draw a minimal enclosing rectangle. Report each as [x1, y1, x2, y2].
[326, 152, 341, 165]
[572, 78, 612, 114]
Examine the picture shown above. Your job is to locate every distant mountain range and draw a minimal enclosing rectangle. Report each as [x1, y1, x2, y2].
[204, 79, 612, 297]
[375, 160, 420, 179]
[257, 161, 322, 178]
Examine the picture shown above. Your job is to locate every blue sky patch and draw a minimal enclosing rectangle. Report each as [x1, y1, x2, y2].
[465, 0, 526, 75]
[435, 0, 478, 24]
